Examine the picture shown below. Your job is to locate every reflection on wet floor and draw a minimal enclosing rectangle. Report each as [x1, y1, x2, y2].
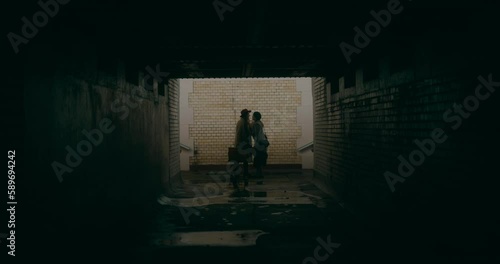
[155, 230, 269, 247]
[146, 169, 348, 263]
[158, 170, 327, 207]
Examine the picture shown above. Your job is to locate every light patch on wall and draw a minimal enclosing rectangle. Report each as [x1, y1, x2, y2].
[186, 78, 306, 166]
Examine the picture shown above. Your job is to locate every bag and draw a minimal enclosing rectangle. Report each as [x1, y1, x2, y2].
[228, 147, 252, 162]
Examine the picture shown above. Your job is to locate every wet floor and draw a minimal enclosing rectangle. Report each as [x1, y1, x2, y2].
[139, 169, 354, 263]
[35, 169, 492, 263]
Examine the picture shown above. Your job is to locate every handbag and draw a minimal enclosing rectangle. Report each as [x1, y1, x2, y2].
[228, 146, 252, 162]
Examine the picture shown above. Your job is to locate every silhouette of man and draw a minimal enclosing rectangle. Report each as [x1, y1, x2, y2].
[234, 109, 252, 188]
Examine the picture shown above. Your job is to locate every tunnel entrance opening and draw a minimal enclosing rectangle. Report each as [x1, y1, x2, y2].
[177, 77, 314, 175]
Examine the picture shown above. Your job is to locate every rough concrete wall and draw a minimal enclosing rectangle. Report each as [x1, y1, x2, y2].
[23, 49, 175, 218]
[313, 38, 499, 218]
[188, 78, 304, 166]
[168, 79, 181, 179]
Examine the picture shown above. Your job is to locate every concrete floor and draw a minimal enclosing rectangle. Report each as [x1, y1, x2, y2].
[23, 169, 498, 263]
[127, 169, 499, 264]
[138, 169, 353, 263]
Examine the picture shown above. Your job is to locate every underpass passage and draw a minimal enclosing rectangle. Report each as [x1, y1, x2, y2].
[143, 170, 353, 263]
[8, 1, 500, 263]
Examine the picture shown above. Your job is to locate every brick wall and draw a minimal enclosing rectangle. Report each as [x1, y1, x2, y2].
[312, 36, 499, 216]
[188, 79, 303, 166]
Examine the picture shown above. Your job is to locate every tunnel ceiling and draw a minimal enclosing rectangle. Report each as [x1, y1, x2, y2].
[27, 0, 481, 78]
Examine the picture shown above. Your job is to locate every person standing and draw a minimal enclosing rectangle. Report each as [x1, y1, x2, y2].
[251, 111, 269, 185]
[234, 109, 252, 188]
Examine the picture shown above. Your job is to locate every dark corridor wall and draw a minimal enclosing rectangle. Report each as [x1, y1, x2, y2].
[312, 13, 500, 257]
[21, 40, 180, 259]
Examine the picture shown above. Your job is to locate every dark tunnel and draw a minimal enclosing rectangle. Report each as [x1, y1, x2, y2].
[2, 0, 500, 263]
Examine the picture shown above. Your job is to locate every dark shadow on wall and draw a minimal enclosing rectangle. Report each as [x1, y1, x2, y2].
[20, 38, 181, 261]
[311, 7, 500, 263]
